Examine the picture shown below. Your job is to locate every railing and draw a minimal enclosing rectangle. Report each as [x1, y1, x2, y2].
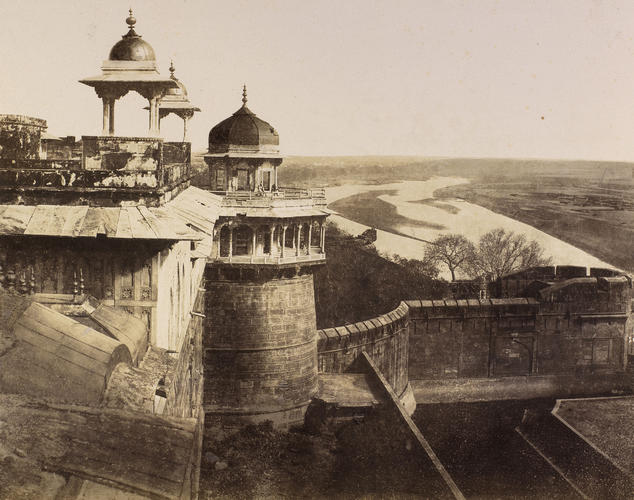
[209, 186, 325, 201]
[277, 186, 326, 199]
[210, 252, 326, 266]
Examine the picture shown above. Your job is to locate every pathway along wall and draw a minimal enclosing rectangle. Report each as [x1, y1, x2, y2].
[317, 302, 410, 397]
[203, 266, 319, 429]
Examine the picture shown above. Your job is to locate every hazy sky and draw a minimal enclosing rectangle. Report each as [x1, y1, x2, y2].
[1, 0, 633, 159]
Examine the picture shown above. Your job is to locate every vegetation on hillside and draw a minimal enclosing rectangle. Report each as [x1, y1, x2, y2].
[314, 223, 446, 329]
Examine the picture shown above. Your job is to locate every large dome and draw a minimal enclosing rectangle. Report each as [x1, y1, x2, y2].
[208, 86, 279, 154]
[108, 10, 156, 62]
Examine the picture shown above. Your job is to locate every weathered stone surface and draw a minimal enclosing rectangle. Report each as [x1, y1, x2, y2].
[317, 302, 410, 396]
[203, 270, 318, 428]
[408, 275, 631, 381]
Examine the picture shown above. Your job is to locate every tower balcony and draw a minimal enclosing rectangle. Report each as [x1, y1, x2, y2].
[209, 217, 327, 268]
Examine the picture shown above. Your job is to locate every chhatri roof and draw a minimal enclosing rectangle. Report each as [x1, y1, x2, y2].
[79, 10, 177, 90]
[144, 62, 201, 114]
[207, 86, 280, 157]
[109, 9, 156, 62]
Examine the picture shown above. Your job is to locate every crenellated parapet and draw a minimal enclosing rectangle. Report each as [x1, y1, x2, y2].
[407, 268, 632, 381]
[317, 302, 410, 397]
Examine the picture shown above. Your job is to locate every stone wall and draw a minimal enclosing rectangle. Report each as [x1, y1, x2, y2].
[0, 132, 192, 205]
[82, 136, 161, 171]
[0, 237, 205, 350]
[203, 268, 318, 429]
[317, 302, 410, 396]
[165, 285, 205, 420]
[407, 275, 631, 381]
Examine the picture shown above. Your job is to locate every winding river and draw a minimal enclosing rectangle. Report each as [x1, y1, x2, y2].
[325, 177, 614, 280]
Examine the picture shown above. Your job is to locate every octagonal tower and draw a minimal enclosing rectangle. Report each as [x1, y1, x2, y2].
[203, 88, 328, 429]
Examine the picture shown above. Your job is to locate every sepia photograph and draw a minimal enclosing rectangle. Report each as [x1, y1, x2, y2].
[0, 1, 632, 498]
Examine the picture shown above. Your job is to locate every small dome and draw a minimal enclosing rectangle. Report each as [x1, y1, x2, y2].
[109, 37, 156, 61]
[108, 10, 156, 62]
[165, 62, 188, 97]
[208, 86, 279, 153]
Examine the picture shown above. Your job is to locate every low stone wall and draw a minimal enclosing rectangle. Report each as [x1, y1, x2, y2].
[317, 302, 410, 397]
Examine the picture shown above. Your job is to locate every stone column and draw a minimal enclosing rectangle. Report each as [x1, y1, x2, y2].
[251, 226, 257, 263]
[102, 97, 111, 136]
[108, 99, 116, 135]
[296, 224, 302, 257]
[148, 97, 160, 136]
[182, 115, 189, 142]
[307, 224, 313, 255]
[320, 223, 325, 254]
[214, 227, 221, 259]
[269, 225, 275, 255]
[281, 225, 287, 258]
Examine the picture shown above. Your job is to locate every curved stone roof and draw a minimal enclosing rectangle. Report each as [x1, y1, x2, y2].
[109, 35, 156, 62]
[108, 9, 156, 61]
[87, 301, 148, 365]
[208, 87, 280, 155]
[0, 292, 132, 404]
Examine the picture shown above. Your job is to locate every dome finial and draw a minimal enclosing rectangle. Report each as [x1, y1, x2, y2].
[169, 60, 176, 77]
[126, 8, 136, 29]
[242, 84, 248, 106]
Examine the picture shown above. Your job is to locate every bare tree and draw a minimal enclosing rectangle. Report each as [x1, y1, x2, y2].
[465, 228, 552, 280]
[426, 234, 475, 281]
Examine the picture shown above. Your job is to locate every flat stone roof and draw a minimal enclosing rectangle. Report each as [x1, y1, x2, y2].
[0, 186, 221, 240]
[553, 396, 634, 479]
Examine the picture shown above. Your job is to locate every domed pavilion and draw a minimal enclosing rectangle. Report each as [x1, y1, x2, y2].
[80, 10, 180, 136]
[205, 86, 282, 192]
[143, 62, 200, 141]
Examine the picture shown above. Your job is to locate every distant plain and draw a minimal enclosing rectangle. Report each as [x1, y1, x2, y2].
[192, 155, 634, 272]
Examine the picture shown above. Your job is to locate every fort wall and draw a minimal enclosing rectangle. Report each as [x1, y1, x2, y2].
[317, 302, 410, 397]
[407, 275, 631, 382]
[316, 270, 632, 407]
[203, 269, 319, 428]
